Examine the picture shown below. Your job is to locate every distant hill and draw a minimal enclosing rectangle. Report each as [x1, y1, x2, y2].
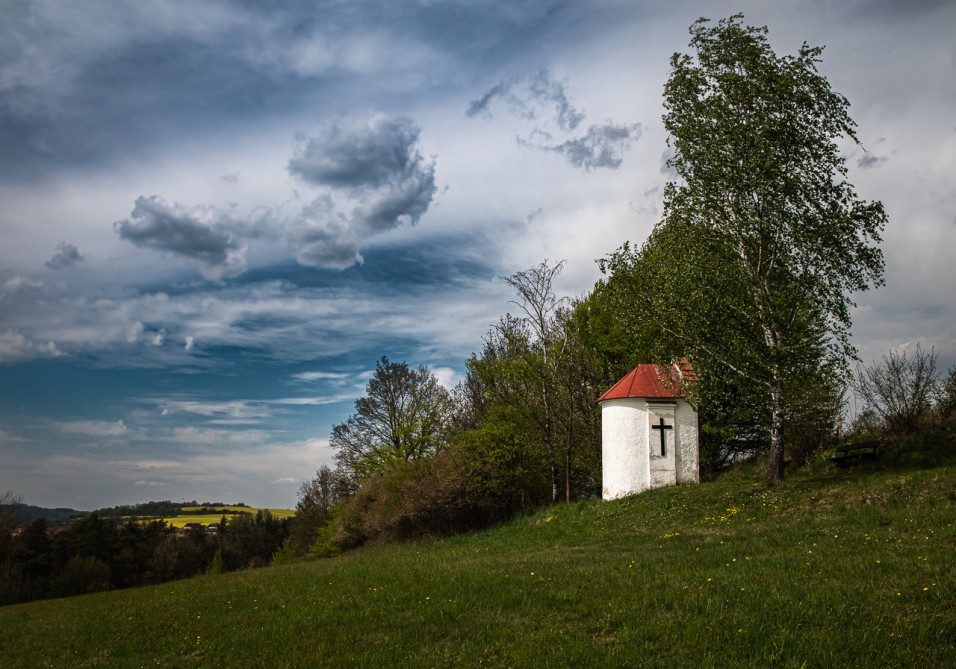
[14, 505, 88, 525]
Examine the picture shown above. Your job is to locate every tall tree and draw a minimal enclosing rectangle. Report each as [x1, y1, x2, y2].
[504, 260, 568, 501]
[632, 15, 886, 481]
[289, 465, 353, 555]
[332, 357, 452, 482]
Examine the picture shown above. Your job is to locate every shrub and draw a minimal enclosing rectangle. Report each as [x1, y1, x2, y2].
[853, 343, 939, 435]
[334, 450, 501, 549]
[308, 521, 340, 559]
[938, 366, 956, 420]
[49, 556, 112, 597]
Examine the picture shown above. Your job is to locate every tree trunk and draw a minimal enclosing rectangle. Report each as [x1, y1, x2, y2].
[565, 440, 571, 504]
[767, 383, 786, 482]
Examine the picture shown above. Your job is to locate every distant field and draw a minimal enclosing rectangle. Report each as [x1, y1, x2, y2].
[179, 505, 296, 519]
[128, 506, 295, 527]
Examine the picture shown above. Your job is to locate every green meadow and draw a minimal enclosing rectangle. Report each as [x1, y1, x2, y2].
[2, 434, 953, 668]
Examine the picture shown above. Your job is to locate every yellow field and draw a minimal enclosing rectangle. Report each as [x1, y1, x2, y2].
[130, 506, 295, 528]
[179, 505, 295, 519]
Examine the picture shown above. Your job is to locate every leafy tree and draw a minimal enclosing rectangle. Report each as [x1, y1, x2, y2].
[622, 15, 885, 481]
[49, 556, 112, 597]
[332, 357, 452, 482]
[504, 260, 568, 501]
[289, 464, 352, 556]
[0, 486, 21, 572]
[13, 519, 53, 586]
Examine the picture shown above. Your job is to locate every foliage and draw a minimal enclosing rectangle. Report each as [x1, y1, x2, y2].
[940, 366, 956, 420]
[853, 343, 939, 435]
[1, 431, 953, 667]
[289, 465, 353, 556]
[49, 556, 113, 598]
[0, 508, 291, 605]
[458, 261, 605, 506]
[334, 450, 494, 548]
[454, 403, 552, 516]
[332, 357, 453, 483]
[607, 14, 885, 481]
[308, 521, 341, 560]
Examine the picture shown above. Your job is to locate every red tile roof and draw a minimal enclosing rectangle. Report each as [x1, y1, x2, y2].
[597, 362, 694, 402]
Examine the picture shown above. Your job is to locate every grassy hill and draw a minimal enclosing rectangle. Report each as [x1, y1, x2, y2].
[1, 433, 953, 668]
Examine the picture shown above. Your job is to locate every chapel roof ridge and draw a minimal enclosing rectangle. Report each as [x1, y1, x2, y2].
[597, 359, 695, 403]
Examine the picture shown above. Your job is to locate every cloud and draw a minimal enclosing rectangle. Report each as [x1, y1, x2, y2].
[287, 116, 437, 269]
[0, 330, 62, 364]
[291, 371, 351, 383]
[45, 242, 84, 270]
[537, 122, 643, 171]
[467, 69, 585, 132]
[160, 400, 272, 421]
[134, 480, 170, 487]
[271, 396, 345, 406]
[288, 195, 362, 269]
[289, 116, 429, 190]
[54, 419, 128, 437]
[468, 70, 640, 170]
[114, 196, 258, 279]
[0, 276, 43, 301]
[857, 154, 888, 169]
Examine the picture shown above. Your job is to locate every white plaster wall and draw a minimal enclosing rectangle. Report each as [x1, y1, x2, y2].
[648, 405, 677, 489]
[601, 398, 649, 500]
[675, 400, 700, 484]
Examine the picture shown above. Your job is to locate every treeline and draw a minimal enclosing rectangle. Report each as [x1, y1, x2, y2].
[290, 256, 956, 559]
[92, 500, 248, 518]
[0, 511, 289, 606]
[287, 259, 836, 555]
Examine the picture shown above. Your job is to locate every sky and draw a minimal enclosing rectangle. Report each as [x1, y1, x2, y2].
[1, 0, 954, 511]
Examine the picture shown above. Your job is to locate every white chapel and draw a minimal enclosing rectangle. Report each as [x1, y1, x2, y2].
[597, 362, 699, 500]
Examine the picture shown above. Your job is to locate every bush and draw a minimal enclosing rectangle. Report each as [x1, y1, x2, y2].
[938, 366, 956, 420]
[853, 343, 939, 435]
[334, 450, 499, 549]
[49, 556, 112, 597]
[308, 521, 340, 559]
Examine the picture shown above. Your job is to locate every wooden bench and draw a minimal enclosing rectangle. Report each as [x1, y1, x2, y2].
[829, 440, 880, 465]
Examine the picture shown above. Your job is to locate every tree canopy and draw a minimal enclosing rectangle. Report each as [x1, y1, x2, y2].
[605, 15, 885, 480]
[331, 356, 453, 482]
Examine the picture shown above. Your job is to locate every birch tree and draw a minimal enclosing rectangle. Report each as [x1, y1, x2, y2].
[639, 15, 885, 481]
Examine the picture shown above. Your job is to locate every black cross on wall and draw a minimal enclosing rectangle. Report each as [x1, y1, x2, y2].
[651, 417, 673, 456]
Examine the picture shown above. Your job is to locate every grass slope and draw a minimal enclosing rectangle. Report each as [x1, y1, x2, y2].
[2, 435, 953, 668]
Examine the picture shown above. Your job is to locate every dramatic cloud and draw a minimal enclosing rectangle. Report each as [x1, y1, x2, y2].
[287, 195, 362, 269]
[287, 116, 437, 268]
[468, 70, 641, 170]
[467, 69, 585, 132]
[534, 122, 643, 171]
[114, 196, 258, 278]
[45, 242, 84, 270]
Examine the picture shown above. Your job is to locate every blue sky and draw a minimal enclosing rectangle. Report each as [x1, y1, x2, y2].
[1, 0, 954, 510]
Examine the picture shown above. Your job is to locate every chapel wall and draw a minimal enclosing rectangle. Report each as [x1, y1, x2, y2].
[600, 398, 649, 500]
[675, 399, 700, 484]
